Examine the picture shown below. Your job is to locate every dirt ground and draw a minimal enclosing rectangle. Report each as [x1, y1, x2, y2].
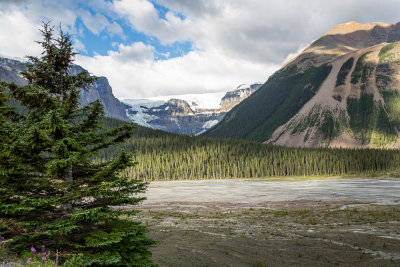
[134, 200, 400, 266]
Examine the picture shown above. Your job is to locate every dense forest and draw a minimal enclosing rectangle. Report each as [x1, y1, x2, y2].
[98, 118, 400, 181]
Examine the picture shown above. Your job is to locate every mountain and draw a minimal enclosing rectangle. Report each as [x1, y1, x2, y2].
[220, 84, 261, 111]
[0, 57, 128, 121]
[122, 84, 261, 135]
[205, 21, 400, 148]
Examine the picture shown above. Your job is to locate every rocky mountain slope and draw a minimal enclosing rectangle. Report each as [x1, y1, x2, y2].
[0, 57, 128, 121]
[122, 84, 261, 135]
[205, 21, 400, 148]
[220, 84, 261, 111]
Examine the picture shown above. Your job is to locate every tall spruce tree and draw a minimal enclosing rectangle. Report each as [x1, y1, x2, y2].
[0, 23, 155, 266]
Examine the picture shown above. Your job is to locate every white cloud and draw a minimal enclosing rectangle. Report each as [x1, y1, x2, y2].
[78, 9, 124, 37]
[0, 0, 124, 39]
[2, 0, 400, 99]
[73, 39, 87, 54]
[78, 11, 110, 35]
[0, 9, 41, 59]
[107, 42, 154, 63]
[0, 0, 27, 9]
[107, 21, 124, 36]
[282, 43, 311, 66]
[76, 47, 275, 99]
[115, 0, 400, 64]
[113, 0, 194, 44]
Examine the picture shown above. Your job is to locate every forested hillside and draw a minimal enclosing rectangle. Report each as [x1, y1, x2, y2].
[203, 22, 400, 148]
[204, 64, 332, 141]
[98, 118, 400, 180]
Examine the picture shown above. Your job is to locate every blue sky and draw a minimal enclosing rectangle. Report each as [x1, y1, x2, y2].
[0, 0, 400, 98]
[73, 1, 192, 60]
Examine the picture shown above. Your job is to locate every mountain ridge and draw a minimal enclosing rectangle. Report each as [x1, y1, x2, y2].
[0, 57, 129, 121]
[122, 83, 262, 135]
[205, 21, 400, 148]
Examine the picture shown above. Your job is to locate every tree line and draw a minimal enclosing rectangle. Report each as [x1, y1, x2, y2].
[99, 118, 400, 180]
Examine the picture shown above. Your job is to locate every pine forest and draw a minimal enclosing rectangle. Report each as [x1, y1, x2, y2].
[99, 118, 400, 180]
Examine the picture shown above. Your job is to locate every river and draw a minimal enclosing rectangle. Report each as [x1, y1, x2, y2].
[143, 178, 400, 205]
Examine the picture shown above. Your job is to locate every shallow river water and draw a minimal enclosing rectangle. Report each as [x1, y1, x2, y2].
[143, 178, 400, 205]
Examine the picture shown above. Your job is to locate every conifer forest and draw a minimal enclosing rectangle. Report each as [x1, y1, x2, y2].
[100, 118, 400, 180]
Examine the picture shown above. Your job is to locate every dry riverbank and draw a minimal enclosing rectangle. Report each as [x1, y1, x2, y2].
[134, 179, 400, 266]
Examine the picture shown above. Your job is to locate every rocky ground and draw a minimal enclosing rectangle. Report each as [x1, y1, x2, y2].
[132, 178, 400, 266]
[137, 200, 400, 266]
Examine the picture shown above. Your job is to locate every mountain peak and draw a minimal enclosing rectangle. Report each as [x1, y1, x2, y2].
[205, 22, 400, 149]
[323, 21, 394, 37]
[236, 84, 250, 90]
[285, 21, 400, 69]
[0, 56, 129, 121]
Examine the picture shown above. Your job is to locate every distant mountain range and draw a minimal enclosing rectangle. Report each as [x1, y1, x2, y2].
[0, 56, 262, 136]
[122, 84, 261, 135]
[205, 21, 400, 149]
[0, 57, 129, 121]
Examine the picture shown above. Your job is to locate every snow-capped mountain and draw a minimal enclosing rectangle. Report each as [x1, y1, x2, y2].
[220, 84, 262, 111]
[122, 84, 261, 135]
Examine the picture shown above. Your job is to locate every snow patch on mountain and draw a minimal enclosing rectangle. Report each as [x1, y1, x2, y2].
[203, 119, 219, 129]
[122, 99, 166, 128]
[121, 84, 261, 135]
[122, 99, 166, 108]
[147, 92, 226, 110]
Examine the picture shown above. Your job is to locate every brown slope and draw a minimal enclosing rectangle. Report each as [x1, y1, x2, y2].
[268, 40, 400, 148]
[285, 21, 400, 69]
[205, 21, 400, 145]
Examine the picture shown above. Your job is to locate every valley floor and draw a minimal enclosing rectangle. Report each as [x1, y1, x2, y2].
[133, 178, 400, 266]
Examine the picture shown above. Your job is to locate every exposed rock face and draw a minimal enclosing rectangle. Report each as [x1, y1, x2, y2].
[220, 84, 262, 111]
[122, 83, 260, 135]
[0, 57, 27, 84]
[269, 41, 400, 148]
[0, 57, 128, 121]
[123, 98, 224, 135]
[80, 75, 129, 121]
[205, 21, 400, 148]
[166, 99, 195, 116]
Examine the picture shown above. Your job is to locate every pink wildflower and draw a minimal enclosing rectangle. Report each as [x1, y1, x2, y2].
[27, 257, 32, 263]
[42, 256, 47, 261]
[30, 247, 36, 253]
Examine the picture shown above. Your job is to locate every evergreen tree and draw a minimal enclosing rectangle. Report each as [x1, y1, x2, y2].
[0, 23, 155, 266]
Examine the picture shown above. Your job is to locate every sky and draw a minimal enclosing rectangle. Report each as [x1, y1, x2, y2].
[0, 0, 400, 99]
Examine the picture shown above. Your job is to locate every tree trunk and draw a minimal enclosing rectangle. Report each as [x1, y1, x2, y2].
[64, 166, 73, 214]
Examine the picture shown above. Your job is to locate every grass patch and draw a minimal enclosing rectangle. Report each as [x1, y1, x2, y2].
[347, 94, 376, 144]
[379, 41, 400, 63]
[351, 52, 373, 86]
[382, 91, 400, 128]
[347, 93, 398, 146]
